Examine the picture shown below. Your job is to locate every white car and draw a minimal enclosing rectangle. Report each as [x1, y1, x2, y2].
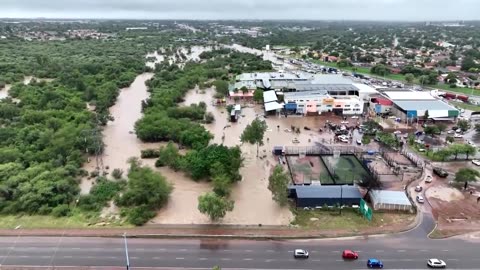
[467, 140, 476, 146]
[456, 128, 462, 133]
[425, 175, 433, 183]
[339, 138, 349, 143]
[351, 115, 359, 119]
[393, 131, 402, 135]
[454, 134, 463, 138]
[427, 258, 446, 268]
[341, 121, 349, 124]
[294, 249, 309, 259]
[416, 195, 425, 204]
[472, 160, 480, 166]
[447, 130, 455, 134]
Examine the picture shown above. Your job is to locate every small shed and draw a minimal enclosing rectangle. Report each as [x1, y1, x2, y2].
[289, 185, 362, 208]
[369, 190, 412, 211]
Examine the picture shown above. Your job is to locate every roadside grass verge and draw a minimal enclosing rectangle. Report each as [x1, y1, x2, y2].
[291, 208, 414, 231]
[450, 101, 480, 112]
[0, 210, 131, 229]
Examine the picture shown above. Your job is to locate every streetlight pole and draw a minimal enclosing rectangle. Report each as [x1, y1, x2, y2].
[123, 232, 131, 270]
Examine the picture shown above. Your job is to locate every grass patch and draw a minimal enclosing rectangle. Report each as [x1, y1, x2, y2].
[450, 101, 480, 112]
[291, 208, 414, 231]
[0, 210, 131, 229]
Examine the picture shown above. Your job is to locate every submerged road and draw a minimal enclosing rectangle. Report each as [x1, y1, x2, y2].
[0, 232, 479, 270]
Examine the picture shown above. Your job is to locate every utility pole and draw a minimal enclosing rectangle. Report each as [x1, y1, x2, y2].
[339, 185, 343, 215]
[123, 233, 131, 270]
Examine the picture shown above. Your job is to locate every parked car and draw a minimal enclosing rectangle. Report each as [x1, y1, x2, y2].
[351, 115, 359, 119]
[447, 130, 455, 134]
[433, 167, 449, 178]
[416, 195, 425, 203]
[454, 133, 463, 138]
[367, 258, 384, 268]
[415, 186, 423, 192]
[293, 249, 309, 259]
[356, 139, 362, 145]
[472, 160, 480, 166]
[427, 258, 446, 268]
[342, 250, 359, 259]
[393, 130, 402, 135]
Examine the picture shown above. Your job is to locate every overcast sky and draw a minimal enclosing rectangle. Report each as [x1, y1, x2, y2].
[0, 0, 477, 21]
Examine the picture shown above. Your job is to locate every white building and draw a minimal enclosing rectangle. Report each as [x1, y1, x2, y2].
[283, 91, 363, 115]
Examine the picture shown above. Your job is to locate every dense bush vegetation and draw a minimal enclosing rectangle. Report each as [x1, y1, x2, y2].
[0, 35, 172, 217]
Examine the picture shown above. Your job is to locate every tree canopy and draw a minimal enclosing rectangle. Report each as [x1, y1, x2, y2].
[198, 192, 234, 221]
[241, 118, 268, 157]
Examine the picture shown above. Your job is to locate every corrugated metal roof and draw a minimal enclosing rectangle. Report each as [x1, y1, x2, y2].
[369, 190, 411, 206]
[384, 91, 435, 100]
[264, 101, 283, 111]
[394, 100, 457, 111]
[294, 185, 362, 199]
[263, 90, 278, 103]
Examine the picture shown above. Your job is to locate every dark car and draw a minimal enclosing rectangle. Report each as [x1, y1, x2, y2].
[433, 167, 449, 178]
[367, 258, 384, 268]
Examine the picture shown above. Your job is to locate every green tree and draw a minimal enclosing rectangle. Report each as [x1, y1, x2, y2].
[449, 144, 465, 160]
[457, 119, 470, 131]
[268, 166, 290, 206]
[424, 125, 439, 137]
[198, 192, 234, 221]
[454, 168, 479, 187]
[377, 132, 398, 148]
[434, 148, 452, 162]
[446, 136, 455, 143]
[423, 110, 429, 121]
[241, 118, 268, 157]
[463, 144, 477, 160]
[370, 64, 390, 76]
[213, 80, 229, 96]
[212, 173, 232, 197]
[253, 89, 264, 103]
[405, 73, 415, 84]
[436, 123, 447, 133]
[115, 158, 173, 225]
[240, 86, 249, 94]
[475, 123, 480, 133]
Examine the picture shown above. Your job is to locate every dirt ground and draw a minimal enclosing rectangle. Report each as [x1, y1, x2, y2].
[427, 184, 480, 236]
[369, 159, 404, 191]
[383, 151, 415, 166]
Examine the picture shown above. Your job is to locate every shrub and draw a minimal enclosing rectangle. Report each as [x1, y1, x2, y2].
[52, 204, 71, 217]
[141, 149, 160, 159]
[112, 168, 123, 179]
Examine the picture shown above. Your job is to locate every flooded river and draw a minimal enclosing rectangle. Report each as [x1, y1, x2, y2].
[81, 73, 157, 193]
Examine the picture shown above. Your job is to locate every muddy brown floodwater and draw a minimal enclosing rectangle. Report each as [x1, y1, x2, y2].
[81, 73, 159, 194]
[156, 87, 343, 225]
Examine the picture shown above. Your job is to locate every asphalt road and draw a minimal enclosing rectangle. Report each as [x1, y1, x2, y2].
[0, 233, 479, 270]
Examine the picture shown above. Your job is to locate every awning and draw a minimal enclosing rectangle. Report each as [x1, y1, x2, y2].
[265, 102, 283, 111]
[263, 90, 278, 103]
[285, 103, 297, 110]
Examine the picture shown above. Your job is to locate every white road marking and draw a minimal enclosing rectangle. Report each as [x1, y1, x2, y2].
[175, 257, 184, 260]
[130, 257, 139, 259]
[199, 258, 208, 261]
[179, 249, 187, 251]
[312, 259, 321, 262]
[398, 250, 406, 252]
[244, 249, 253, 252]
[221, 258, 231, 261]
[336, 259, 344, 262]
[331, 250, 341, 253]
[153, 257, 162, 259]
[222, 249, 231, 252]
[420, 249, 428, 252]
[443, 249, 449, 252]
[265, 259, 275, 262]
[243, 258, 253, 261]
[63, 256, 73, 258]
[266, 250, 274, 252]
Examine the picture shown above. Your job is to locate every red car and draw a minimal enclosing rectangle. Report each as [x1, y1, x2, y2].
[342, 250, 359, 259]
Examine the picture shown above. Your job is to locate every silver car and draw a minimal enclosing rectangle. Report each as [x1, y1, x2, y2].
[293, 249, 309, 259]
[427, 258, 446, 268]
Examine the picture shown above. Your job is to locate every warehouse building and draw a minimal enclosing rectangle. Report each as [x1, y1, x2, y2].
[288, 185, 363, 208]
[382, 91, 459, 121]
